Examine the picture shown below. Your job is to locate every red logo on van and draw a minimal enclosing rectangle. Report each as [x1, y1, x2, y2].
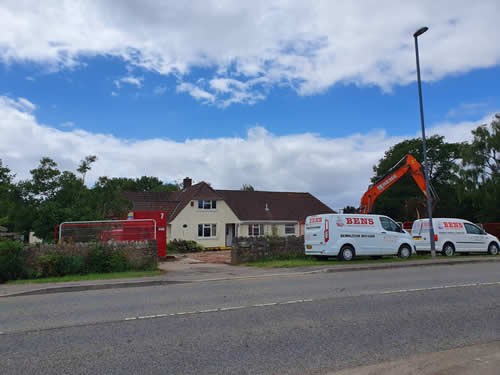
[310, 217, 322, 224]
[443, 222, 463, 229]
[346, 218, 374, 225]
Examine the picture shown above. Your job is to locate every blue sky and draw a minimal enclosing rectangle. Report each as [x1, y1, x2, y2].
[3, 58, 498, 141]
[1, 1, 499, 209]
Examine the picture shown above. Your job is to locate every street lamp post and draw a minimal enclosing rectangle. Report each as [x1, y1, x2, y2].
[413, 26, 436, 258]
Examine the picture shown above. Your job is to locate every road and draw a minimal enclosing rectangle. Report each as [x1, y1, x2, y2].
[1, 262, 499, 374]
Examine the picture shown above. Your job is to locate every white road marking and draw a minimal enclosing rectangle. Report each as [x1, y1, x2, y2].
[123, 282, 499, 322]
[379, 281, 500, 295]
[124, 298, 315, 321]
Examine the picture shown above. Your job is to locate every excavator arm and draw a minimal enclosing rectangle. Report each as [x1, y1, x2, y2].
[358, 154, 438, 214]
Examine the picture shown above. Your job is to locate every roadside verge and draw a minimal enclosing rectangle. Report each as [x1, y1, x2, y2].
[2, 256, 499, 298]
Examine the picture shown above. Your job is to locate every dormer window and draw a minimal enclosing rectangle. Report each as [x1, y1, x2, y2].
[198, 200, 217, 210]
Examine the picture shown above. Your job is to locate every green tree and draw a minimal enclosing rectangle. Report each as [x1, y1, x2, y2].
[90, 177, 131, 219]
[342, 206, 357, 213]
[460, 114, 500, 222]
[240, 184, 255, 191]
[28, 157, 61, 200]
[77, 155, 97, 184]
[0, 159, 15, 228]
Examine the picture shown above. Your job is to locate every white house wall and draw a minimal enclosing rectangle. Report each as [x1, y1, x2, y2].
[169, 200, 240, 247]
[239, 223, 299, 237]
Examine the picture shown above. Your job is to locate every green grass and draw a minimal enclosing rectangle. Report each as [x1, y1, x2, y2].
[7, 270, 164, 284]
[245, 255, 434, 268]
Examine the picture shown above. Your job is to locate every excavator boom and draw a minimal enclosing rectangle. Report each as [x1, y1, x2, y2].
[358, 154, 437, 214]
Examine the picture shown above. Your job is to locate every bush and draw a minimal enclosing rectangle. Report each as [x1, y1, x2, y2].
[0, 240, 27, 283]
[166, 239, 203, 253]
[86, 245, 131, 273]
[38, 254, 86, 277]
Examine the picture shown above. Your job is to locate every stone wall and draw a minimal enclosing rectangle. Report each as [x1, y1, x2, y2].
[24, 240, 158, 272]
[231, 236, 304, 264]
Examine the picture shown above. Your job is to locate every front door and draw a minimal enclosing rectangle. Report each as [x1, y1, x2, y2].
[226, 224, 234, 247]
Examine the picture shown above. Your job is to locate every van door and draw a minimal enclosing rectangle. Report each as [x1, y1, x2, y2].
[379, 217, 404, 254]
[305, 216, 327, 253]
[463, 223, 488, 252]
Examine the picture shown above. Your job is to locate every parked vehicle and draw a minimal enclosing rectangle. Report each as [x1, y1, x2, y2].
[412, 218, 500, 256]
[304, 214, 415, 261]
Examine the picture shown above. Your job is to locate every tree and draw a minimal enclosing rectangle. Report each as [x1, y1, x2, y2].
[77, 155, 97, 184]
[28, 157, 61, 201]
[0, 159, 15, 227]
[90, 177, 132, 219]
[460, 114, 500, 222]
[240, 184, 255, 191]
[342, 206, 357, 213]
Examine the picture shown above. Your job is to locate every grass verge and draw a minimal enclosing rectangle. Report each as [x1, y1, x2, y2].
[245, 254, 435, 268]
[7, 270, 164, 284]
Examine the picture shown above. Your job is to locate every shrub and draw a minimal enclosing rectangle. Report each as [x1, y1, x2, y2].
[38, 254, 86, 277]
[166, 239, 203, 253]
[0, 240, 27, 283]
[86, 245, 131, 273]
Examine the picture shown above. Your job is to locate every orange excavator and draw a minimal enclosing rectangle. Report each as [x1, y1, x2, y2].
[358, 154, 438, 214]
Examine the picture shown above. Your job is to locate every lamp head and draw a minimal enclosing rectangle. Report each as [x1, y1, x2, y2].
[413, 27, 429, 38]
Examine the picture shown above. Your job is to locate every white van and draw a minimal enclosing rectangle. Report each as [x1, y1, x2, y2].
[304, 214, 415, 261]
[412, 218, 500, 256]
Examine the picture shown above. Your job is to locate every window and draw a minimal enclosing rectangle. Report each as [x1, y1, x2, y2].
[248, 224, 264, 236]
[380, 217, 401, 232]
[198, 224, 216, 238]
[285, 224, 296, 235]
[198, 200, 217, 210]
[464, 223, 483, 235]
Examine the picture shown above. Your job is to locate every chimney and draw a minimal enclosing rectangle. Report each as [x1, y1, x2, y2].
[183, 177, 192, 189]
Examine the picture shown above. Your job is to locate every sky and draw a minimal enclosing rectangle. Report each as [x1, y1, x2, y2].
[1, 0, 499, 211]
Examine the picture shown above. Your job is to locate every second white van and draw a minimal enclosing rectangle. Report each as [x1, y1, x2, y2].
[304, 214, 415, 261]
[412, 218, 500, 256]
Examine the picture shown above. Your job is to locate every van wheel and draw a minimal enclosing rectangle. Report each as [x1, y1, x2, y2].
[398, 245, 411, 259]
[488, 242, 499, 256]
[442, 242, 455, 257]
[339, 245, 355, 261]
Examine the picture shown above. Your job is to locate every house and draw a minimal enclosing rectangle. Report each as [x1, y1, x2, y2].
[123, 178, 334, 249]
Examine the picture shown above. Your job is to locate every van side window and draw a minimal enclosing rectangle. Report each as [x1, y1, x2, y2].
[464, 223, 483, 234]
[380, 217, 400, 232]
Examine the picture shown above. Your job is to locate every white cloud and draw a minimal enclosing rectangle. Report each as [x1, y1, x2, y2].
[114, 75, 143, 89]
[425, 114, 494, 143]
[1, 96, 495, 210]
[1, 1, 499, 106]
[446, 102, 492, 119]
[153, 86, 167, 95]
[60, 121, 75, 128]
[176, 82, 215, 104]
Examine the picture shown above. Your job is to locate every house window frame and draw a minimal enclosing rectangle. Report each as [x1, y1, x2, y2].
[284, 223, 296, 236]
[248, 224, 264, 237]
[198, 223, 217, 238]
[198, 200, 217, 210]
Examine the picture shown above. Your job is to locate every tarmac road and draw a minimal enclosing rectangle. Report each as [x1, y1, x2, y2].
[1, 262, 499, 374]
